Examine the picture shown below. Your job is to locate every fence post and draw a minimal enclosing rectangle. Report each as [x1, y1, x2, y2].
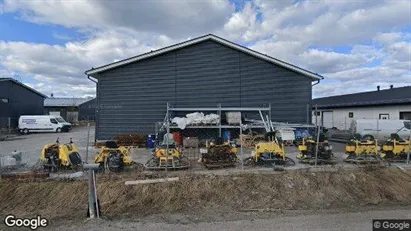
[345, 117, 347, 131]
[407, 120, 411, 164]
[85, 123, 91, 164]
[84, 164, 100, 219]
[315, 125, 320, 166]
[8, 117, 11, 134]
[240, 121, 244, 171]
[376, 119, 380, 143]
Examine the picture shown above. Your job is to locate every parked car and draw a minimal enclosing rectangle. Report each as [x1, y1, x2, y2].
[18, 115, 72, 134]
[350, 119, 411, 142]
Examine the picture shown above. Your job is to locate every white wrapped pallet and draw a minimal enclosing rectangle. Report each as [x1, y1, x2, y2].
[226, 112, 241, 124]
[171, 112, 220, 129]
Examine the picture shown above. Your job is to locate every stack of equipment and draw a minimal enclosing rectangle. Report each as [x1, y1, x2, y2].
[200, 137, 238, 169]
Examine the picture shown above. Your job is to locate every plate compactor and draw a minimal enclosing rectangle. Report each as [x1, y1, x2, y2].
[40, 138, 82, 172]
[145, 143, 190, 170]
[344, 134, 383, 164]
[200, 137, 238, 169]
[243, 132, 295, 167]
[94, 140, 142, 172]
[297, 133, 336, 165]
[381, 133, 411, 162]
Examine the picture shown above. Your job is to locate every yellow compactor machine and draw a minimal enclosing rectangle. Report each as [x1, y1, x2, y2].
[94, 140, 142, 172]
[381, 133, 410, 162]
[297, 132, 336, 165]
[145, 142, 190, 170]
[243, 132, 295, 167]
[344, 134, 383, 164]
[40, 138, 82, 172]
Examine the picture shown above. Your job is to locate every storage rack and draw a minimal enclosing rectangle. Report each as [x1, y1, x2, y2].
[161, 102, 272, 137]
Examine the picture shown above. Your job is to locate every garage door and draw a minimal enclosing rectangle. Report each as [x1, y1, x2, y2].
[400, 112, 411, 120]
[49, 111, 61, 116]
[322, 111, 333, 128]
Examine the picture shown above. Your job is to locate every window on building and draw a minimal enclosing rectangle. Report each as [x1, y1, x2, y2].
[313, 111, 321, 116]
[348, 112, 354, 118]
[379, 114, 389, 120]
[399, 111, 411, 120]
[1, 98, 8, 103]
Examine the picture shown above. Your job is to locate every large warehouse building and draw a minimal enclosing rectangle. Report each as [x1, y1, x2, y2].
[85, 34, 323, 140]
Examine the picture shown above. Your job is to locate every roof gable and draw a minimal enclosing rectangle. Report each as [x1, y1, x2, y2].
[85, 34, 323, 81]
[0, 78, 46, 98]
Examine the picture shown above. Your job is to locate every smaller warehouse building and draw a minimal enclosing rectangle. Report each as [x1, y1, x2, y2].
[0, 78, 46, 128]
[44, 97, 95, 123]
[312, 85, 411, 130]
[78, 98, 97, 121]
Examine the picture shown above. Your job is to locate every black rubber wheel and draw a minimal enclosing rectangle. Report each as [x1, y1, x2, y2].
[132, 162, 145, 172]
[243, 157, 255, 166]
[22, 128, 29, 135]
[56, 128, 62, 133]
[363, 135, 374, 141]
[285, 157, 296, 166]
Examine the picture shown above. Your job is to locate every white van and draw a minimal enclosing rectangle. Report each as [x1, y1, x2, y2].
[350, 119, 411, 142]
[18, 115, 72, 134]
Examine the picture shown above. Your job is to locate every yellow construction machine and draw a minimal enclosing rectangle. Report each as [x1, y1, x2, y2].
[297, 132, 336, 165]
[94, 140, 142, 172]
[381, 133, 411, 162]
[145, 136, 190, 170]
[40, 138, 82, 172]
[344, 134, 383, 164]
[200, 137, 238, 169]
[243, 132, 295, 167]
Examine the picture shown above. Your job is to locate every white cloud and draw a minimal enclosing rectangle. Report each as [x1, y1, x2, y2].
[223, 2, 262, 42]
[0, 30, 176, 97]
[251, 0, 411, 45]
[3, 0, 234, 38]
[0, 0, 410, 98]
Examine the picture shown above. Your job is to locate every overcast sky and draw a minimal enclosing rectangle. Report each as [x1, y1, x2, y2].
[0, 0, 410, 98]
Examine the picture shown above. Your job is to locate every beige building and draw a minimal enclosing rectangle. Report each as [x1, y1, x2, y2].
[312, 85, 411, 130]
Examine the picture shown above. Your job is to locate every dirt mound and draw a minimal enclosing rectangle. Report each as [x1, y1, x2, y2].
[1, 168, 411, 220]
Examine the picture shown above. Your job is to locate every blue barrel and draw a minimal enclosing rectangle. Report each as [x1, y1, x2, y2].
[223, 131, 231, 142]
[147, 135, 156, 149]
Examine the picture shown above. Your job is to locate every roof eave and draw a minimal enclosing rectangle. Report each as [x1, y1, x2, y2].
[0, 78, 47, 98]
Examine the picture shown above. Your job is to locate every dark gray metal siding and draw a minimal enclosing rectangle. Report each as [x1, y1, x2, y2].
[79, 98, 96, 121]
[0, 81, 44, 127]
[96, 40, 312, 140]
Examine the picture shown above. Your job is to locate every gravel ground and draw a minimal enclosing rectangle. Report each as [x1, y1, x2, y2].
[47, 207, 411, 231]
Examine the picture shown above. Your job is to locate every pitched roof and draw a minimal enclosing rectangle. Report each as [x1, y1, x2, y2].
[85, 34, 323, 81]
[0, 78, 47, 98]
[312, 86, 411, 109]
[44, 97, 94, 107]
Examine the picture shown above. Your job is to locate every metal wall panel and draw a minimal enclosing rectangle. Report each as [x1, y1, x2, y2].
[0, 81, 44, 127]
[95, 40, 312, 140]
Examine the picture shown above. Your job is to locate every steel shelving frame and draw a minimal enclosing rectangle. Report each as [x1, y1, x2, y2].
[162, 102, 271, 136]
